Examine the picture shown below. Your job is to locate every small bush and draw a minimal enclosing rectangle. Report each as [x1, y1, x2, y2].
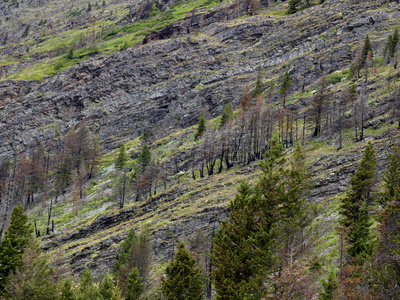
[119, 41, 130, 51]
[66, 48, 74, 60]
[326, 69, 350, 85]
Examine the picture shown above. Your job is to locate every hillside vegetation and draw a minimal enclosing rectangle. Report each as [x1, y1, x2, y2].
[1, 0, 400, 299]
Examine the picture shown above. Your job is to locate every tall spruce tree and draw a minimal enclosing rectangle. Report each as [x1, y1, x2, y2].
[381, 143, 400, 205]
[113, 229, 151, 297]
[0, 204, 32, 295]
[361, 35, 373, 67]
[287, 0, 300, 14]
[194, 116, 206, 140]
[212, 182, 265, 300]
[384, 28, 399, 64]
[280, 71, 291, 107]
[220, 102, 233, 127]
[137, 144, 151, 171]
[78, 268, 101, 300]
[125, 267, 143, 300]
[341, 142, 377, 228]
[213, 139, 312, 299]
[318, 270, 337, 300]
[99, 274, 115, 300]
[347, 200, 372, 264]
[56, 153, 73, 194]
[60, 279, 76, 300]
[5, 237, 59, 300]
[162, 242, 204, 300]
[252, 66, 263, 98]
[370, 143, 400, 298]
[371, 201, 400, 299]
[115, 143, 128, 171]
[113, 229, 138, 276]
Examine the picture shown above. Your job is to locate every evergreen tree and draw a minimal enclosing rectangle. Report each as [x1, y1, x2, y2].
[280, 71, 291, 107]
[78, 268, 101, 300]
[87, 2, 92, 12]
[61, 279, 76, 300]
[361, 35, 373, 67]
[220, 102, 233, 127]
[371, 201, 400, 299]
[100, 274, 116, 300]
[137, 144, 151, 171]
[347, 201, 372, 264]
[113, 229, 151, 296]
[370, 144, 400, 298]
[212, 182, 265, 299]
[56, 153, 73, 194]
[287, 0, 300, 14]
[384, 28, 399, 63]
[67, 47, 74, 60]
[161, 242, 204, 300]
[341, 142, 377, 228]
[115, 143, 128, 171]
[381, 142, 400, 205]
[113, 229, 138, 276]
[125, 267, 143, 300]
[194, 116, 206, 140]
[5, 237, 59, 300]
[102, 0, 106, 6]
[213, 139, 313, 299]
[252, 66, 263, 98]
[318, 270, 337, 300]
[0, 204, 32, 295]
[22, 24, 30, 37]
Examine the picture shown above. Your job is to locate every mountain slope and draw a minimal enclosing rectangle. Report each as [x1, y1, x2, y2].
[1, 0, 400, 296]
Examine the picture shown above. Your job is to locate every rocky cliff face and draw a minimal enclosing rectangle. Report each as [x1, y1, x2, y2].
[1, 0, 400, 280]
[1, 0, 395, 160]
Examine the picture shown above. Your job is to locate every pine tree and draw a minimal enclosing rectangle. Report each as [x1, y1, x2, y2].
[162, 242, 204, 300]
[252, 66, 263, 98]
[61, 279, 76, 300]
[318, 270, 338, 300]
[220, 102, 233, 127]
[370, 144, 400, 298]
[67, 47, 74, 60]
[125, 267, 143, 300]
[113, 229, 151, 296]
[100, 274, 116, 300]
[115, 143, 128, 171]
[361, 35, 373, 68]
[280, 71, 291, 107]
[137, 144, 151, 171]
[22, 24, 30, 37]
[0, 204, 33, 295]
[194, 116, 206, 140]
[113, 229, 138, 276]
[371, 201, 400, 299]
[384, 28, 399, 63]
[341, 142, 377, 228]
[212, 139, 313, 299]
[56, 153, 73, 194]
[212, 182, 265, 299]
[287, 0, 300, 14]
[87, 2, 92, 12]
[5, 237, 59, 300]
[347, 201, 372, 264]
[381, 142, 400, 205]
[78, 268, 101, 300]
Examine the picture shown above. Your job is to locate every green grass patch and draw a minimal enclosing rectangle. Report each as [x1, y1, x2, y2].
[326, 69, 350, 85]
[2, 0, 222, 81]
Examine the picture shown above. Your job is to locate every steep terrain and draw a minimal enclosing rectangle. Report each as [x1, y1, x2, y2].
[1, 0, 400, 297]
